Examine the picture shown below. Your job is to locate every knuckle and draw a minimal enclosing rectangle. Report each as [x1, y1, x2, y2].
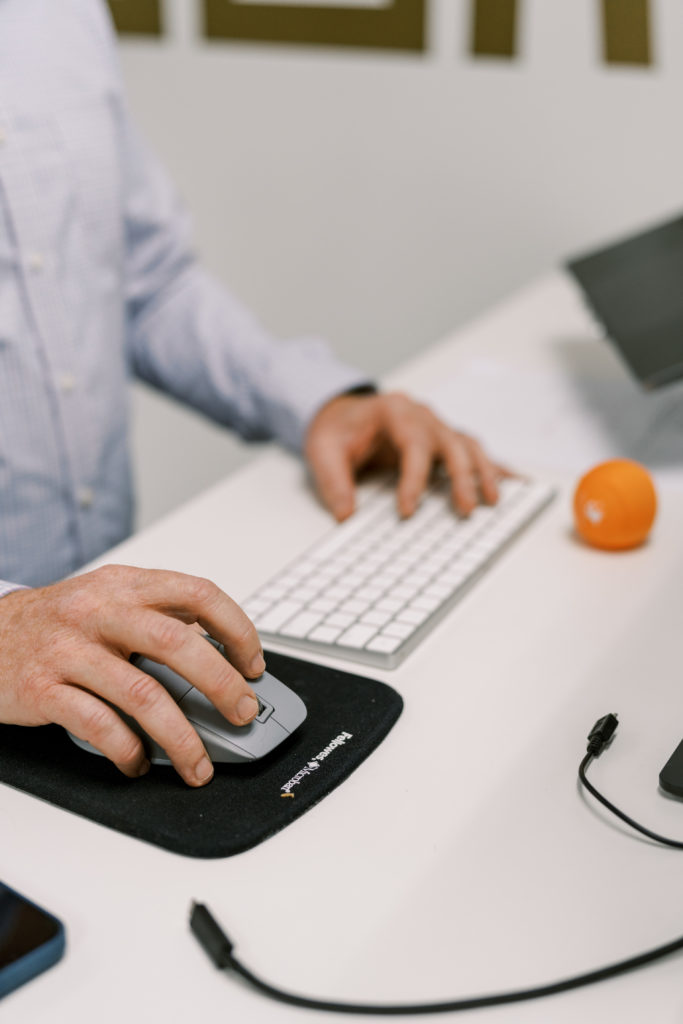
[94, 562, 121, 582]
[170, 722, 202, 761]
[186, 575, 221, 610]
[92, 563, 130, 592]
[81, 700, 115, 744]
[388, 392, 428, 419]
[54, 586, 96, 626]
[148, 616, 186, 654]
[125, 669, 162, 712]
[46, 630, 81, 674]
[387, 392, 410, 417]
[112, 732, 144, 768]
[22, 670, 52, 709]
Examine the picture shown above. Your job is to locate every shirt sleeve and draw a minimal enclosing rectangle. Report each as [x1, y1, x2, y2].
[0, 582, 29, 599]
[113, 92, 371, 453]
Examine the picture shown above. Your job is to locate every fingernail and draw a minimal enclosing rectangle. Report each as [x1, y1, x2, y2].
[399, 498, 417, 519]
[249, 652, 266, 677]
[194, 756, 213, 785]
[136, 758, 151, 777]
[237, 694, 259, 724]
[332, 497, 353, 521]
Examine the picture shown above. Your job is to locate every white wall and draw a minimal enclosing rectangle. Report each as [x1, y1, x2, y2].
[120, 0, 683, 527]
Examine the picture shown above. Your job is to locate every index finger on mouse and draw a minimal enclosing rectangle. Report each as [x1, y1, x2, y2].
[113, 608, 260, 729]
[132, 570, 266, 680]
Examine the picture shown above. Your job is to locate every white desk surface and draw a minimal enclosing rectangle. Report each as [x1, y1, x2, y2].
[4, 271, 683, 1022]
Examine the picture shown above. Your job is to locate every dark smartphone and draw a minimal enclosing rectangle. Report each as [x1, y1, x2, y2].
[0, 882, 65, 999]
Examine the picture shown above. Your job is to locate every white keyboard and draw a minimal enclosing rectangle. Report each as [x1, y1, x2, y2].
[243, 477, 555, 669]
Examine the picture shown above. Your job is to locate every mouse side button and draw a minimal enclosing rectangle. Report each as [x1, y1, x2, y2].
[253, 672, 307, 733]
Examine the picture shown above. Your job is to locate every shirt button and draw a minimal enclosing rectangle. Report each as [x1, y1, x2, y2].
[77, 487, 94, 510]
[27, 251, 44, 272]
[57, 371, 77, 393]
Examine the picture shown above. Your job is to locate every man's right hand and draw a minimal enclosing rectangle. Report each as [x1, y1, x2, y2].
[0, 564, 265, 787]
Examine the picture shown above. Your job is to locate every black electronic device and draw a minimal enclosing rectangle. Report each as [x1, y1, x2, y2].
[0, 882, 65, 999]
[568, 214, 683, 389]
[659, 738, 683, 798]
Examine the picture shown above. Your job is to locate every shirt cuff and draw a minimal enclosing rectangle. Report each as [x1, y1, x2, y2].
[259, 344, 376, 453]
[0, 581, 30, 600]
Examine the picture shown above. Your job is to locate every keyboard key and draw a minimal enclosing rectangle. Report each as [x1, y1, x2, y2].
[340, 598, 372, 615]
[375, 597, 405, 613]
[381, 621, 415, 639]
[376, 565, 404, 583]
[325, 584, 354, 601]
[258, 584, 289, 602]
[361, 609, 394, 627]
[325, 611, 356, 628]
[396, 607, 430, 626]
[355, 585, 384, 602]
[276, 565, 310, 586]
[308, 625, 343, 643]
[254, 600, 304, 632]
[337, 624, 379, 648]
[280, 611, 325, 638]
[438, 568, 468, 589]
[242, 597, 271, 618]
[422, 582, 452, 599]
[411, 594, 442, 613]
[366, 635, 403, 654]
[308, 597, 338, 614]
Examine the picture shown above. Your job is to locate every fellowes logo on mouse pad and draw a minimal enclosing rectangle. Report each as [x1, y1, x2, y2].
[280, 730, 355, 795]
[0, 652, 402, 858]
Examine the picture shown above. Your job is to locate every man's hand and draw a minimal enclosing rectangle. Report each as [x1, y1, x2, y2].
[0, 565, 265, 787]
[305, 391, 508, 521]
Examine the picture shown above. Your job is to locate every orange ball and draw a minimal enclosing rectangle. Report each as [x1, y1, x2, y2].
[573, 459, 657, 551]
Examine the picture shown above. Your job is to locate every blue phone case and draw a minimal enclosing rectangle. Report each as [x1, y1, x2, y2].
[0, 884, 66, 1000]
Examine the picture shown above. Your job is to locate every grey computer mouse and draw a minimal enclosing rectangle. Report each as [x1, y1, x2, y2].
[68, 637, 307, 765]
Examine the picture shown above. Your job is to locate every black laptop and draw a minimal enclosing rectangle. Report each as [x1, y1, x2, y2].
[567, 215, 683, 390]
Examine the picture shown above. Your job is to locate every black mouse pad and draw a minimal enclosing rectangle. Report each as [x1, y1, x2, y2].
[0, 652, 402, 858]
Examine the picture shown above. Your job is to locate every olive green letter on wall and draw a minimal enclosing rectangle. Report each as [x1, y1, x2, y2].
[203, 0, 425, 52]
[471, 0, 518, 58]
[602, 0, 652, 65]
[106, 0, 162, 36]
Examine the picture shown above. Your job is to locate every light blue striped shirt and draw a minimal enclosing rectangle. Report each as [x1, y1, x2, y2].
[0, 0, 368, 592]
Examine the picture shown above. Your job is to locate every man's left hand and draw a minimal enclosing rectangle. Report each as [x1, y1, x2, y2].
[304, 391, 509, 522]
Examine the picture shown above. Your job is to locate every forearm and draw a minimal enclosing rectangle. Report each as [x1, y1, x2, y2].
[127, 262, 371, 452]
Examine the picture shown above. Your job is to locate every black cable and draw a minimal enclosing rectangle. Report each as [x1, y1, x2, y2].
[579, 713, 683, 849]
[190, 902, 683, 1016]
[188, 713, 683, 1015]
